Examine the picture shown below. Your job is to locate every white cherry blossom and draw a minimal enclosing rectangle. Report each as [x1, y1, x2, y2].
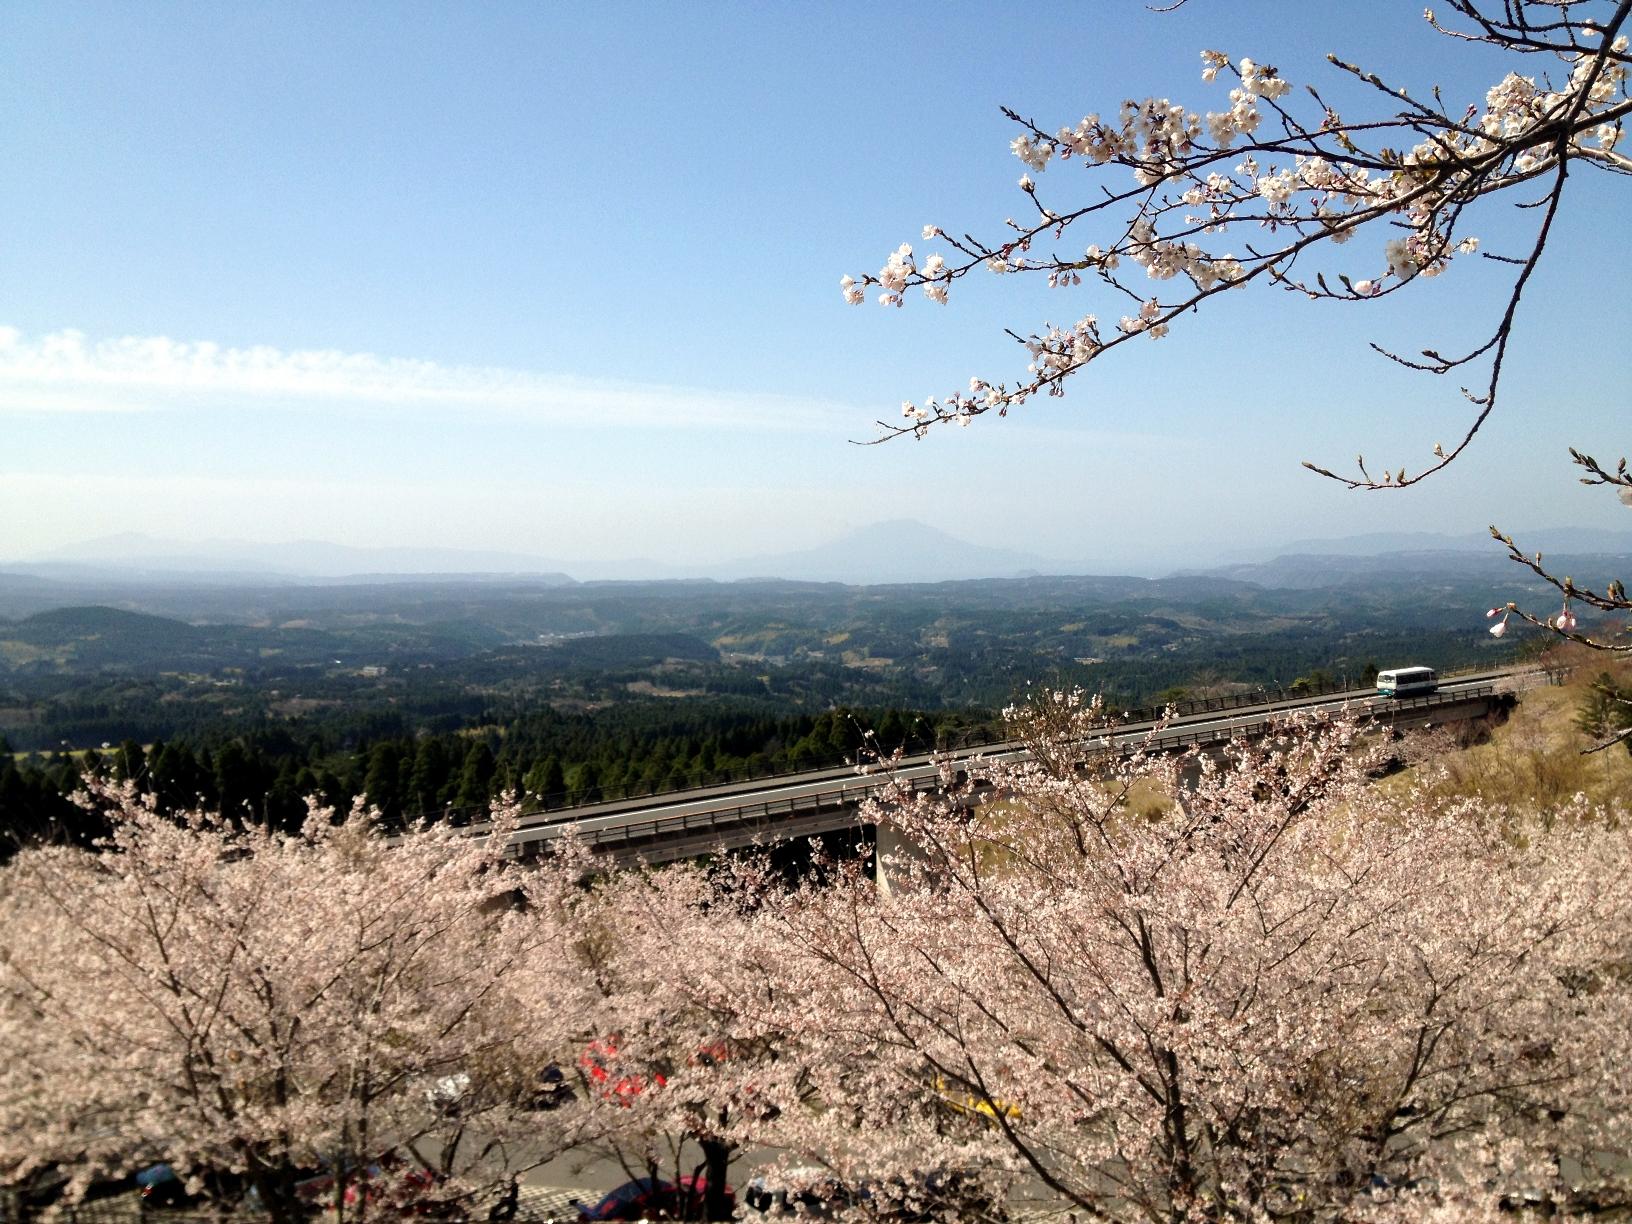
[838, 3, 1632, 491]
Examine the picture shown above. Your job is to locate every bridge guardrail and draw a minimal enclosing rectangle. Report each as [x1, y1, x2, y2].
[432, 665, 1542, 826]
[512, 684, 1499, 855]
[497, 673, 1523, 838]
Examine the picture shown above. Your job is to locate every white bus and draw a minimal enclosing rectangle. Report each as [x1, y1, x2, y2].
[1375, 666, 1438, 698]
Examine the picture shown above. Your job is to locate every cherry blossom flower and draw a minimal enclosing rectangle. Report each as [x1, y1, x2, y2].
[837, 5, 1632, 492]
[0, 790, 597, 1221]
[728, 696, 1632, 1219]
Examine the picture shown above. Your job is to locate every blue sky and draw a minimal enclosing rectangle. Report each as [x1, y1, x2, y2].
[2, 2, 1627, 574]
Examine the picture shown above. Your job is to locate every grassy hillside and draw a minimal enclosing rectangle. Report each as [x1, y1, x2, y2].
[1394, 645, 1632, 813]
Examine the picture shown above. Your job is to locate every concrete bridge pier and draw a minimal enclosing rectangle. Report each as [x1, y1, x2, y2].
[874, 817, 928, 896]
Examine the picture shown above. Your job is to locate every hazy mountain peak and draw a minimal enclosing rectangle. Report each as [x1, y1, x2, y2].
[715, 521, 1061, 584]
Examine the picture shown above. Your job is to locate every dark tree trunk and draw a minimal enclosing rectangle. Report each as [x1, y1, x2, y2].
[700, 1137, 733, 1221]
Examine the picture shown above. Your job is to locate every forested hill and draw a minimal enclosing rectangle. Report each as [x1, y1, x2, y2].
[5, 553, 1603, 853]
[0, 562, 1569, 756]
[0, 604, 719, 676]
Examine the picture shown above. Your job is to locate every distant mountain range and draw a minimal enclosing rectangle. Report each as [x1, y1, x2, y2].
[22, 532, 579, 584]
[10, 523, 1058, 586]
[713, 519, 1052, 584]
[1186, 548, 1632, 591]
[1261, 527, 1632, 558]
[1192, 529, 1632, 590]
[7, 523, 1631, 588]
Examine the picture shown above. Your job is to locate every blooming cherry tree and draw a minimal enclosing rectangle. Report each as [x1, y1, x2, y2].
[7, 713, 1632, 1221]
[735, 696, 1632, 1219]
[540, 858, 813, 1222]
[0, 788, 595, 1222]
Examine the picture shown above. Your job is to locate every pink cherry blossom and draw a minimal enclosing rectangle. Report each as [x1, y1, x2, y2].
[726, 695, 1632, 1219]
[0, 788, 598, 1222]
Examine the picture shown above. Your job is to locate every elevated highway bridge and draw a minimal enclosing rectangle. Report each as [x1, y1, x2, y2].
[469, 666, 1545, 868]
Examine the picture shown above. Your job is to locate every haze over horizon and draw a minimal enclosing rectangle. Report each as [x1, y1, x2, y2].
[4, 4, 1627, 568]
[8, 519, 1632, 588]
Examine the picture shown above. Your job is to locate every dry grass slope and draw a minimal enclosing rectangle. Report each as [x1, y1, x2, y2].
[1396, 646, 1632, 814]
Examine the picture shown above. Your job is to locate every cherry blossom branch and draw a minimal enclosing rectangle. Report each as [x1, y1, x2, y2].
[1483, 449, 1631, 655]
[1583, 714, 1632, 753]
[842, 3, 1631, 488]
[1306, 151, 1572, 488]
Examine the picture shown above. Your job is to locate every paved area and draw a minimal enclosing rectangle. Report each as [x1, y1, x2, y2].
[511, 1184, 590, 1221]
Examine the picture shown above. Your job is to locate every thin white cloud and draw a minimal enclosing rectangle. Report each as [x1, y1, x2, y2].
[0, 325, 857, 429]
